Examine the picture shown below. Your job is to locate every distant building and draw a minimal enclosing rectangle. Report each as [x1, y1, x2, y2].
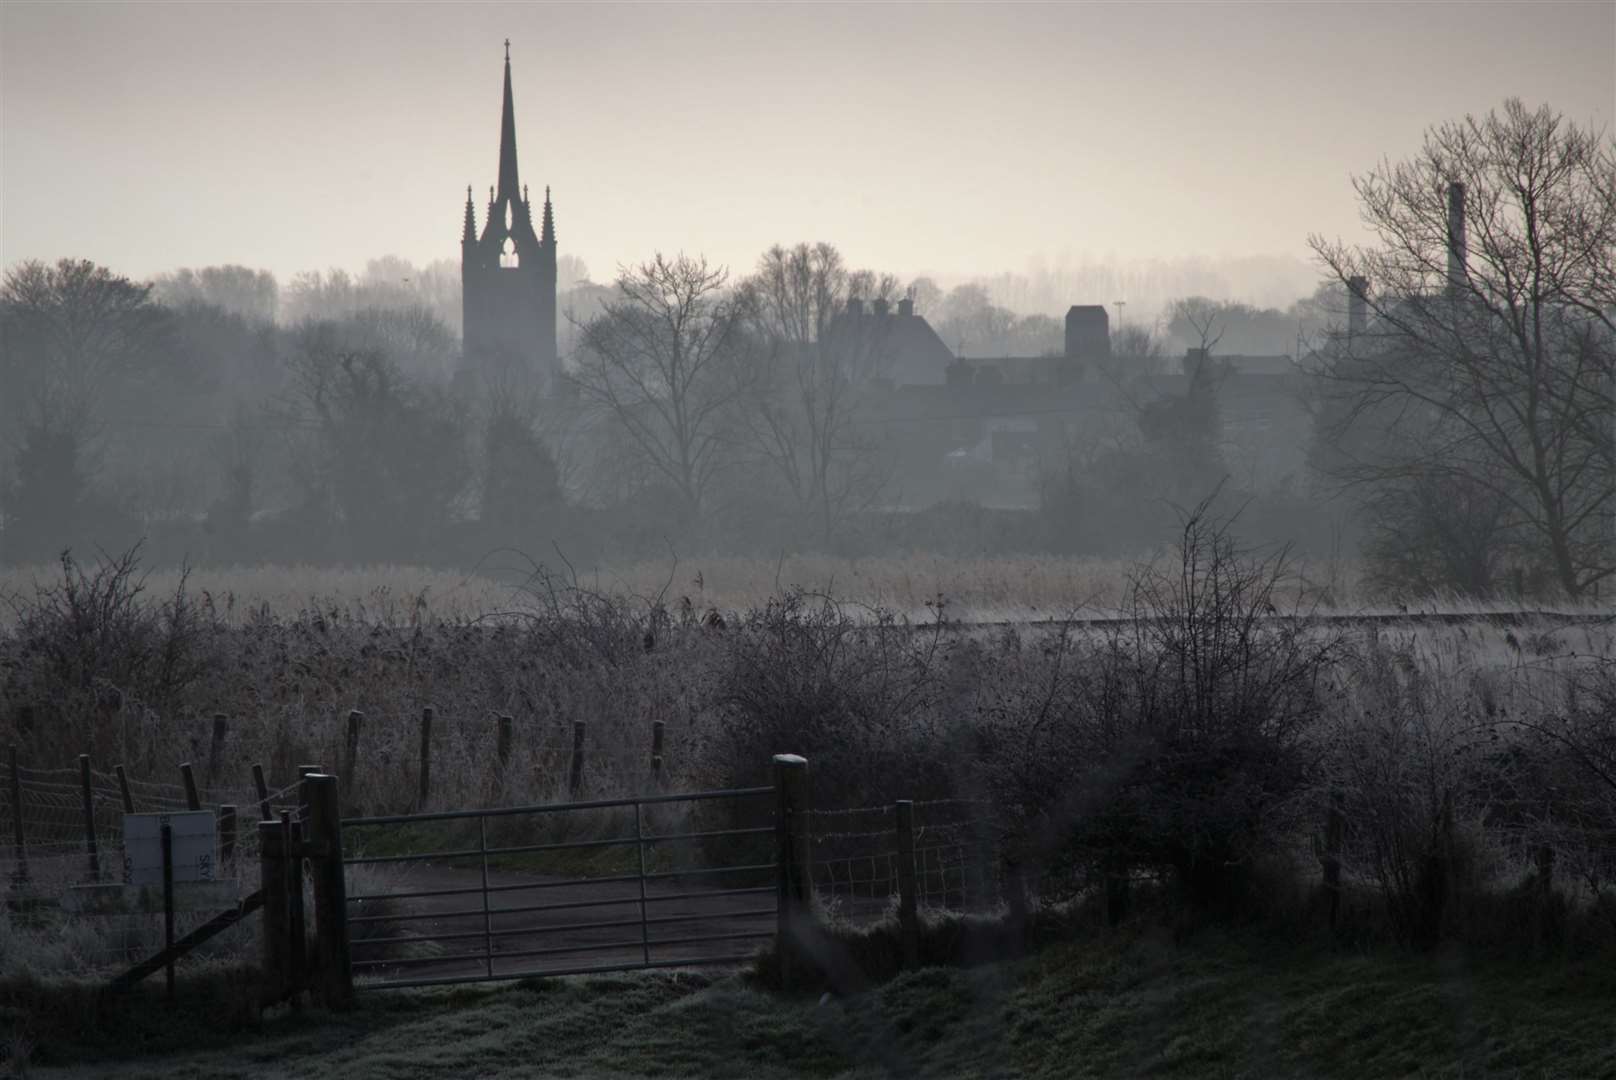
[460, 43, 558, 392]
[832, 296, 1312, 506]
[821, 296, 955, 387]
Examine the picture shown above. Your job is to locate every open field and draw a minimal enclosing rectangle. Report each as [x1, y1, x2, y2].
[13, 928, 1616, 1079]
[7, 554, 1613, 630]
[1, 552, 1349, 628]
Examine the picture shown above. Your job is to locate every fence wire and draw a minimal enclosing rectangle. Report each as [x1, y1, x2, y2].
[808, 800, 1000, 922]
[0, 754, 306, 979]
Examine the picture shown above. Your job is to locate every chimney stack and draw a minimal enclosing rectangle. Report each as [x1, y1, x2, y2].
[873, 298, 890, 318]
[1347, 275, 1368, 338]
[847, 297, 864, 317]
[897, 297, 914, 318]
[1446, 182, 1467, 298]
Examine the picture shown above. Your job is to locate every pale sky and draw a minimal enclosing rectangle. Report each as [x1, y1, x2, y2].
[2, 1, 1612, 300]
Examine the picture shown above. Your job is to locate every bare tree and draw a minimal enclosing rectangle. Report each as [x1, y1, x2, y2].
[150, 265, 279, 324]
[1310, 99, 1616, 597]
[278, 330, 470, 558]
[1, 258, 173, 423]
[737, 242, 890, 545]
[0, 260, 173, 560]
[572, 253, 753, 526]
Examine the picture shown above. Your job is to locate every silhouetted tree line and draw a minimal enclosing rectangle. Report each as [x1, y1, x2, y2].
[3, 99, 1606, 595]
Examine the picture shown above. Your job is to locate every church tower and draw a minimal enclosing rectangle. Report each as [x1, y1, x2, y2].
[461, 42, 558, 391]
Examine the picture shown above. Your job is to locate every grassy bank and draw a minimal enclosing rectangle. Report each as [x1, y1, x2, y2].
[13, 928, 1616, 1078]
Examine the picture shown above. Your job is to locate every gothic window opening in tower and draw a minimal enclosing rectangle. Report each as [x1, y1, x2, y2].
[461, 41, 558, 392]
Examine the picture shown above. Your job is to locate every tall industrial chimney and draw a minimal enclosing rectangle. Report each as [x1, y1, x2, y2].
[1347, 275, 1368, 338]
[1446, 182, 1467, 297]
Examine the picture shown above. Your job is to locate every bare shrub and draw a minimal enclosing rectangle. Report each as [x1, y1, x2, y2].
[696, 588, 955, 809]
[984, 497, 1339, 914]
[2, 546, 216, 761]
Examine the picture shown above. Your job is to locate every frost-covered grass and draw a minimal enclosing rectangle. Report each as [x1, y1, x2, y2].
[11, 927, 1615, 1078]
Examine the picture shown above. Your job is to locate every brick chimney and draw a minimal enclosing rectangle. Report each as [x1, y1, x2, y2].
[1446, 182, 1467, 298]
[1348, 275, 1368, 338]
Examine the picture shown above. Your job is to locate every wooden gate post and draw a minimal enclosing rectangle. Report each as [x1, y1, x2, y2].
[773, 754, 811, 985]
[78, 754, 101, 882]
[304, 774, 355, 1010]
[894, 800, 918, 968]
[297, 765, 320, 820]
[259, 818, 290, 1002]
[284, 811, 306, 1005]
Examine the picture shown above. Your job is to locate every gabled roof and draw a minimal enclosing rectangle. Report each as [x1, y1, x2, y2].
[823, 306, 955, 387]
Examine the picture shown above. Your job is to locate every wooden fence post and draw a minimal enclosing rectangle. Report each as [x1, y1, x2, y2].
[259, 818, 290, 1003]
[418, 707, 433, 809]
[497, 714, 513, 770]
[773, 754, 811, 985]
[650, 720, 665, 785]
[895, 799, 918, 969]
[79, 754, 101, 882]
[207, 713, 229, 791]
[297, 764, 320, 820]
[342, 712, 363, 796]
[180, 762, 201, 811]
[283, 809, 305, 1007]
[252, 763, 272, 822]
[161, 820, 175, 1002]
[6, 746, 26, 889]
[114, 764, 134, 813]
[220, 804, 237, 866]
[304, 774, 354, 1010]
[568, 721, 586, 799]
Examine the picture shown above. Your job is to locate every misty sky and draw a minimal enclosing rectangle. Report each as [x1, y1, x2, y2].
[2, 1, 1612, 303]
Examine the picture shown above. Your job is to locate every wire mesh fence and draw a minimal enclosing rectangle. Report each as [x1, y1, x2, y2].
[0, 750, 312, 979]
[809, 798, 1000, 923]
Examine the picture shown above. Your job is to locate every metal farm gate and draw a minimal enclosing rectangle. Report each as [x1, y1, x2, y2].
[338, 783, 784, 990]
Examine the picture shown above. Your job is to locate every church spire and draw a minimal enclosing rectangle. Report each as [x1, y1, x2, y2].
[541, 185, 555, 246]
[462, 184, 476, 244]
[496, 40, 520, 204]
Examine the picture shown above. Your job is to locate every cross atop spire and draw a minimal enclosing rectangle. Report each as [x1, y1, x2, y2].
[496, 39, 520, 203]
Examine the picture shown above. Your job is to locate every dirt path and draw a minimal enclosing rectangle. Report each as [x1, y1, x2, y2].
[344, 861, 777, 985]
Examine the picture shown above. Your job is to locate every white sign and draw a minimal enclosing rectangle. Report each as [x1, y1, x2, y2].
[123, 811, 218, 886]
